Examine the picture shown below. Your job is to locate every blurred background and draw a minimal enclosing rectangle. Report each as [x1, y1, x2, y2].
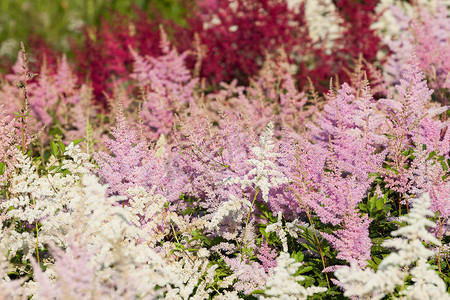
[0, 0, 188, 65]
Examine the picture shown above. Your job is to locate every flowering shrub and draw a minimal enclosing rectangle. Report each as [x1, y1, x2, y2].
[0, 1, 450, 299]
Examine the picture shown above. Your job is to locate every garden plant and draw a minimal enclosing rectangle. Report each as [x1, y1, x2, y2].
[0, 0, 449, 299]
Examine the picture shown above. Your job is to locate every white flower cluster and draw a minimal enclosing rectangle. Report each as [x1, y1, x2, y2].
[165, 250, 237, 300]
[259, 252, 327, 300]
[1, 144, 177, 298]
[208, 194, 251, 230]
[226, 122, 290, 203]
[334, 193, 450, 300]
[125, 185, 169, 246]
[266, 212, 303, 252]
[302, 0, 342, 50]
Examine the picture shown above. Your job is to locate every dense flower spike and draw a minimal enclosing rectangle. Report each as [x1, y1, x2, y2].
[130, 27, 198, 139]
[0, 105, 18, 186]
[94, 102, 168, 199]
[0, 1, 449, 298]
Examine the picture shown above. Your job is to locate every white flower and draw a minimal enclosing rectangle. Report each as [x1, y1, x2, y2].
[225, 122, 290, 202]
[259, 252, 326, 299]
[197, 248, 210, 258]
[208, 194, 251, 230]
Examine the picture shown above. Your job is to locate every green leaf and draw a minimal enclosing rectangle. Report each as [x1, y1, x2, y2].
[248, 289, 265, 295]
[428, 151, 437, 160]
[358, 203, 367, 211]
[292, 251, 304, 262]
[57, 141, 65, 154]
[376, 197, 384, 210]
[0, 162, 5, 175]
[368, 195, 377, 211]
[50, 140, 58, 156]
[441, 160, 448, 172]
[297, 266, 313, 274]
[72, 138, 84, 146]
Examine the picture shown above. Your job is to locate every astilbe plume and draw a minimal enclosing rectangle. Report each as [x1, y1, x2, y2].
[94, 103, 169, 200]
[174, 120, 294, 294]
[0, 222, 27, 300]
[308, 82, 387, 185]
[0, 143, 95, 262]
[291, 80, 387, 267]
[409, 105, 450, 224]
[224, 50, 315, 135]
[333, 0, 381, 65]
[223, 254, 269, 295]
[380, 55, 436, 194]
[125, 186, 170, 247]
[29, 55, 90, 141]
[334, 193, 450, 300]
[302, 0, 342, 50]
[0, 105, 19, 186]
[169, 110, 262, 254]
[130, 27, 198, 140]
[173, 108, 257, 213]
[412, 3, 450, 94]
[226, 122, 290, 204]
[257, 240, 278, 273]
[2, 52, 92, 144]
[296, 0, 385, 91]
[382, 2, 450, 94]
[31, 242, 107, 300]
[27, 35, 59, 73]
